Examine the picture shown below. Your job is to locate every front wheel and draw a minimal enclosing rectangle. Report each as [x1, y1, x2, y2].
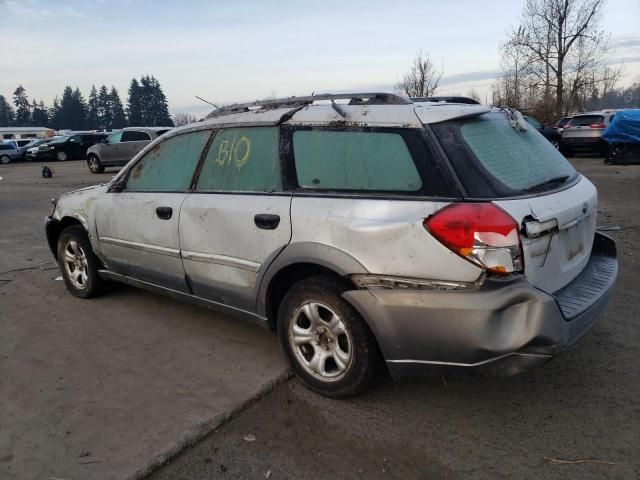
[56, 151, 68, 161]
[57, 225, 106, 298]
[0, 155, 10, 164]
[87, 155, 105, 173]
[277, 275, 381, 398]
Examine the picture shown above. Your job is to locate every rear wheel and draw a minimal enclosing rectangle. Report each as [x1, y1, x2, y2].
[56, 151, 68, 161]
[57, 225, 106, 298]
[277, 275, 381, 398]
[0, 155, 10, 164]
[87, 155, 105, 173]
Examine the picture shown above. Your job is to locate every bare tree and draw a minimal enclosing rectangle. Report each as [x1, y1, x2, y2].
[508, 0, 608, 117]
[466, 89, 481, 103]
[173, 112, 197, 126]
[395, 51, 443, 98]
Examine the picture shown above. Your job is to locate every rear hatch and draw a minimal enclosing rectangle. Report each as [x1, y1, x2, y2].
[429, 110, 596, 292]
[562, 114, 605, 141]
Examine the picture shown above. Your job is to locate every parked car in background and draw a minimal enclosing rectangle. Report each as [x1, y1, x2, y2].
[2, 139, 37, 161]
[0, 142, 22, 164]
[561, 111, 617, 156]
[34, 133, 108, 162]
[554, 116, 572, 134]
[86, 127, 172, 173]
[603, 109, 640, 165]
[45, 93, 617, 397]
[25, 137, 61, 161]
[524, 115, 562, 149]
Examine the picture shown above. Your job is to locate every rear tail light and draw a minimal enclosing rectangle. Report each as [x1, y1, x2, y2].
[590, 123, 606, 129]
[424, 203, 524, 275]
[563, 124, 572, 129]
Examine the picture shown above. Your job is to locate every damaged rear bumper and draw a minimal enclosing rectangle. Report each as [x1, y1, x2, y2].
[343, 233, 618, 378]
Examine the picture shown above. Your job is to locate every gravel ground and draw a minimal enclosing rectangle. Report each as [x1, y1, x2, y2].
[147, 156, 640, 480]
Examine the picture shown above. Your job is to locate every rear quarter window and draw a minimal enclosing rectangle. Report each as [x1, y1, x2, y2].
[292, 130, 422, 192]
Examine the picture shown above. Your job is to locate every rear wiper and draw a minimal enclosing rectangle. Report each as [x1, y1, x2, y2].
[524, 175, 570, 192]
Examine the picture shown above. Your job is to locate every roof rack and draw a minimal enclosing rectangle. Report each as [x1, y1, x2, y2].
[412, 96, 481, 105]
[207, 92, 412, 118]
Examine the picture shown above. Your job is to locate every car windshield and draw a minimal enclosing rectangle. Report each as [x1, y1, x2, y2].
[431, 111, 576, 196]
[49, 136, 70, 144]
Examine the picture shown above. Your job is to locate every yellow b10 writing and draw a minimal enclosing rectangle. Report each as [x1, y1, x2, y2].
[214, 136, 251, 169]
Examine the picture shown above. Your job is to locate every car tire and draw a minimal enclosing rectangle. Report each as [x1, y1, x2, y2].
[57, 225, 106, 298]
[277, 275, 381, 398]
[561, 146, 574, 157]
[0, 155, 10, 164]
[56, 151, 68, 161]
[87, 155, 105, 173]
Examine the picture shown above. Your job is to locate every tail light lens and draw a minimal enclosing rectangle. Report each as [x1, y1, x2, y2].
[563, 124, 572, 129]
[590, 123, 606, 129]
[424, 203, 524, 275]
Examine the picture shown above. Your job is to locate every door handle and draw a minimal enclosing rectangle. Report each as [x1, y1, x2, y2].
[156, 206, 173, 220]
[254, 213, 280, 230]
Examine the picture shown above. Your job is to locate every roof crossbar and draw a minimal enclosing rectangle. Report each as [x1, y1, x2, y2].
[207, 92, 411, 118]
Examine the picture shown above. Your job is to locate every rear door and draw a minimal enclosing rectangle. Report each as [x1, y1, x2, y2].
[95, 130, 212, 291]
[179, 126, 292, 311]
[430, 111, 596, 293]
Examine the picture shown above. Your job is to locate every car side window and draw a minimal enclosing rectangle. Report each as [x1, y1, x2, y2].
[107, 132, 123, 144]
[292, 130, 422, 192]
[122, 130, 151, 142]
[125, 130, 212, 192]
[196, 127, 282, 192]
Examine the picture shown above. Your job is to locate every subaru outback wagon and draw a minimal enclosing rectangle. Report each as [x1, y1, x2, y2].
[45, 93, 618, 397]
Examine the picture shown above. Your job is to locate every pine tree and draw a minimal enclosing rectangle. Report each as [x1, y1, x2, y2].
[58, 86, 75, 129]
[127, 78, 143, 126]
[13, 85, 31, 127]
[71, 88, 88, 130]
[50, 97, 62, 130]
[87, 85, 100, 130]
[98, 85, 111, 129]
[0, 95, 15, 127]
[31, 100, 49, 126]
[149, 76, 174, 126]
[109, 87, 127, 128]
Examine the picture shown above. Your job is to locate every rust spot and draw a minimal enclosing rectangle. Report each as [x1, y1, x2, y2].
[131, 163, 144, 180]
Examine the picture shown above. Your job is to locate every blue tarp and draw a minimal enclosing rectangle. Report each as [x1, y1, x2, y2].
[602, 109, 640, 144]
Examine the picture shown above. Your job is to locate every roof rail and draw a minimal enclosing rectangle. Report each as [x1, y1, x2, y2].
[207, 92, 412, 118]
[412, 96, 481, 105]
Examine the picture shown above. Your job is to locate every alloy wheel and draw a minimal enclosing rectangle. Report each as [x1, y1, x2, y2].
[288, 301, 353, 382]
[62, 239, 89, 290]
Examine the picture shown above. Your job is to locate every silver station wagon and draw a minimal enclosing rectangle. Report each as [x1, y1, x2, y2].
[45, 93, 618, 397]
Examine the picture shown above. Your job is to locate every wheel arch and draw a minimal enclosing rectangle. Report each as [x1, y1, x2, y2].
[256, 242, 369, 331]
[46, 216, 88, 260]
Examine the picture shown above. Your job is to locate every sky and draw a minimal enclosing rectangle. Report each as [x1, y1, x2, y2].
[1, 0, 639, 117]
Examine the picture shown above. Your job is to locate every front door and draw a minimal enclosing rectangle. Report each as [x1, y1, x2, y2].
[95, 129, 213, 292]
[180, 126, 292, 311]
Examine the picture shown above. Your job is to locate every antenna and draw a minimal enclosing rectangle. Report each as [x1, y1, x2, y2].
[195, 96, 219, 109]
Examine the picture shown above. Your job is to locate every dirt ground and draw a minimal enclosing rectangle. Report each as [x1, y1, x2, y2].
[0, 162, 288, 480]
[147, 156, 640, 480]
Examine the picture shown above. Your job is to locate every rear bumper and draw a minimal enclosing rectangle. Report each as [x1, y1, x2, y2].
[343, 233, 617, 378]
[562, 136, 605, 150]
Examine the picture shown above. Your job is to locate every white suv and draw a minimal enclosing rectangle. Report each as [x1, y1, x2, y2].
[45, 93, 618, 397]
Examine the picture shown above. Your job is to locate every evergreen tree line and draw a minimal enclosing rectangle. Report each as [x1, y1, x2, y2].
[0, 75, 174, 130]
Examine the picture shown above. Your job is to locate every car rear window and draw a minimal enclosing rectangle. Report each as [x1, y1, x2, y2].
[431, 112, 576, 196]
[292, 130, 422, 192]
[568, 115, 604, 126]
